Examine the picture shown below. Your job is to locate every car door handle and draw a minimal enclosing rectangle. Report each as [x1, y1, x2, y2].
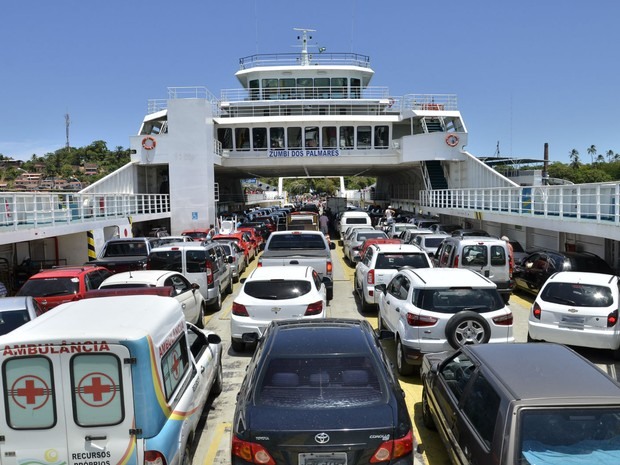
[289, 260, 299, 264]
[395, 307, 400, 313]
[85, 435, 107, 441]
[182, 303, 186, 309]
[201, 366, 205, 373]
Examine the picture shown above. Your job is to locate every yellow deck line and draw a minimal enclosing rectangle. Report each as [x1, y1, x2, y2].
[203, 422, 231, 465]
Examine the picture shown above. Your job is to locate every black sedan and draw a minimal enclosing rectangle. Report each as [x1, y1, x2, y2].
[513, 250, 614, 296]
[232, 318, 415, 465]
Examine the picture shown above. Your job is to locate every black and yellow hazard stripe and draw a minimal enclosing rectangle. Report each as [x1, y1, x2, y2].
[87, 230, 96, 261]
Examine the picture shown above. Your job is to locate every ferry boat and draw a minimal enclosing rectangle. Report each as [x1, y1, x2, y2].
[0, 28, 619, 291]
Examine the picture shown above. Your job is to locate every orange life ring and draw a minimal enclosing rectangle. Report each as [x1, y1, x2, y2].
[142, 136, 156, 150]
[445, 134, 459, 147]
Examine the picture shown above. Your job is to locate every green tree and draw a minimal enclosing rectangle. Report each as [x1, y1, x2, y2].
[587, 144, 597, 164]
[569, 149, 580, 168]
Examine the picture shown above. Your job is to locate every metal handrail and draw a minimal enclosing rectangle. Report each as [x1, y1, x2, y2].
[238, 52, 371, 69]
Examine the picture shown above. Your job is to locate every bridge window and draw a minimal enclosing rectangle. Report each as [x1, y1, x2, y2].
[217, 128, 233, 149]
[249, 79, 259, 100]
[270, 127, 285, 148]
[340, 126, 354, 149]
[279, 78, 295, 99]
[331, 78, 347, 98]
[351, 78, 361, 98]
[357, 126, 371, 148]
[315, 78, 330, 99]
[374, 126, 389, 149]
[305, 127, 319, 148]
[297, 78, 313, 98]
[235, 128, 250, 150]
[253, 128, 267, 150]
[262, 78, 278, 99]
[322, 127, 337, 148]
[288, 127, 302, 148]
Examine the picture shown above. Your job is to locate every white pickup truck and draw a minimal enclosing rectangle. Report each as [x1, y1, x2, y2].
[258, 231, 336, 300]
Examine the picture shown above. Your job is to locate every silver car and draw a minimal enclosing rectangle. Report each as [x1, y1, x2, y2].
[0, 296, 42, 335]
[216, 240, 247, 283]
[343, 229, 388, 263]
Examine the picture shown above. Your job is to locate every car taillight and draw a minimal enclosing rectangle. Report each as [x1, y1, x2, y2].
[453, 255, 459, 268]
[370, 429, 414, 463]
[232, 302, 249, 316]
[232, 436, 275, 465]
[326, 261, 333, 274]
[367, 269, 375, 285]
[532, 302, 542, 320]
[257, 259, 263, 267]
[607, 310, 618, 327]
[305, 301, 323, 316]
[492, 312, 513, 326]
[205, 261, 214, 285]
[144, 451, 167, 465]
[407, 313, 438, 327]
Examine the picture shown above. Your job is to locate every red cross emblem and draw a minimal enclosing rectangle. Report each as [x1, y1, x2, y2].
[77, 372, 118, 407]
[11, 375, 51, 410]
[171, 353, 181, 380]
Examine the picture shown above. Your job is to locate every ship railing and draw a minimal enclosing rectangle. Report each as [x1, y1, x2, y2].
[402, 94, 458, 111]
[220, 86, 390, 102]
[0, 192, 170, 230]
[147, 86, 221, 115]
[418, 183, 620, 224]
[238, 52, 371, 69]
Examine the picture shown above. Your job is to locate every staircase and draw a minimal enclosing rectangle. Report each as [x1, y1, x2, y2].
[425, 118, 443, 133]
[425, 160, 448, 190]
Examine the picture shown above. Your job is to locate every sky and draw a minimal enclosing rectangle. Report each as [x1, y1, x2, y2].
[2, 0, 619, 164]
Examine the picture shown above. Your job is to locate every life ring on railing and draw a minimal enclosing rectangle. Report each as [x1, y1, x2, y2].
[142, 136, 157, 150]
[388, 98, 395, 108]
[445, 134, 459, 147]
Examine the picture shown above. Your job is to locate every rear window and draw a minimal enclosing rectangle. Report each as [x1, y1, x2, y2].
[375, 253, 430, 269]
[256, 356, 385, 408]
[424, 237, 445, 248]
[345, 218, 369, 225]
[267, 234, 326, 250]
[104, 241, 148, 257]
[17, 278, 79, 297]
[541, 282, 614, 307]
[568, 255, 614, 274]
[416, 288, 504, 312]
[0, 310, 32, 335]
[244, 280, 311, 299]
[147, 250, 182, 272]
[519, 408, 620, 464]
[356, 232, 387, 241]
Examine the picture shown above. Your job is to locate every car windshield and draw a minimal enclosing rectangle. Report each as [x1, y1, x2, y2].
[375, 253, 430, 269]
[17, 278, 79, 297]
[568, 255, 614, 274]
[0, 310, 31, 335]
[519, 408, 620, 464]
[416, 288, 504, 313]
[243, 280, 311, 300]
[424, 237, 445, 248]
[256, 355, 385, 408]
[541, 282, 614, 307]
[356, 232, 387, 241]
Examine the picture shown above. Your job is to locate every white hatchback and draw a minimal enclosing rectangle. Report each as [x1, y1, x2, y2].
[99, 270, 206, 327]
[230, 266, 327, 352]
[528, 271, 620, 357]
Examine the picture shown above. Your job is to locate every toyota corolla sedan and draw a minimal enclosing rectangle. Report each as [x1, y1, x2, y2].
[232, 318, 416, 465]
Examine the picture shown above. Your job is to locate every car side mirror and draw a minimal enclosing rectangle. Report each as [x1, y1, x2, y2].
[207, 333, 221, 345]
[353, 255, 361, 262]
[192, 282, 200, 290]
[375, 284, 387, 294]
[376, 328, 395, 340]
[330, 242, 336, 250]
[259, 243, 265, 251]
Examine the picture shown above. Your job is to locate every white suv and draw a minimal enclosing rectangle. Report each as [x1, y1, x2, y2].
[377, 268, 514, 375]
[354, 243, 432, 311]
[528, 271, 620, 357]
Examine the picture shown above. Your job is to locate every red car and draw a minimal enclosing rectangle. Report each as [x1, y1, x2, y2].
[237, 226, 263, 248]
[16, 265, 113, 313]
[358, 238, 402, 260]
[213, 232, 255, 264]
[181, 228, 217, 241]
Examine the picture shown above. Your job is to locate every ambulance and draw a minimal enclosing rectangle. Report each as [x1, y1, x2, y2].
[0, 295, 223, 465]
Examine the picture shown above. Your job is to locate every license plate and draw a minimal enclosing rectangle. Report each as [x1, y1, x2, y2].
[559, 315, 585, 328]
[299, 452, 347, 465]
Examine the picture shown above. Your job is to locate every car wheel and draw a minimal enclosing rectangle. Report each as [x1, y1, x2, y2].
[231, 339, 245, 352]
[233, 273, 240, 284]
[527, 332, 539, 343]
[209, 290, 222, 312]
[211, 357, 223, 396]
[226, 276, 233, 295]
[396, 338, 415, 376]
[196, 301, 206, 328]
[326, 287, 333, 301]
[502, 293, 511, 304]
[421, 387, 436, 430]
[445, 311, 491, 349]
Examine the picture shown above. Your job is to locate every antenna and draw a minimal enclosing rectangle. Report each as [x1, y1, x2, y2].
[65, 113, 70, 152]
[293, 28, 316, 66]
